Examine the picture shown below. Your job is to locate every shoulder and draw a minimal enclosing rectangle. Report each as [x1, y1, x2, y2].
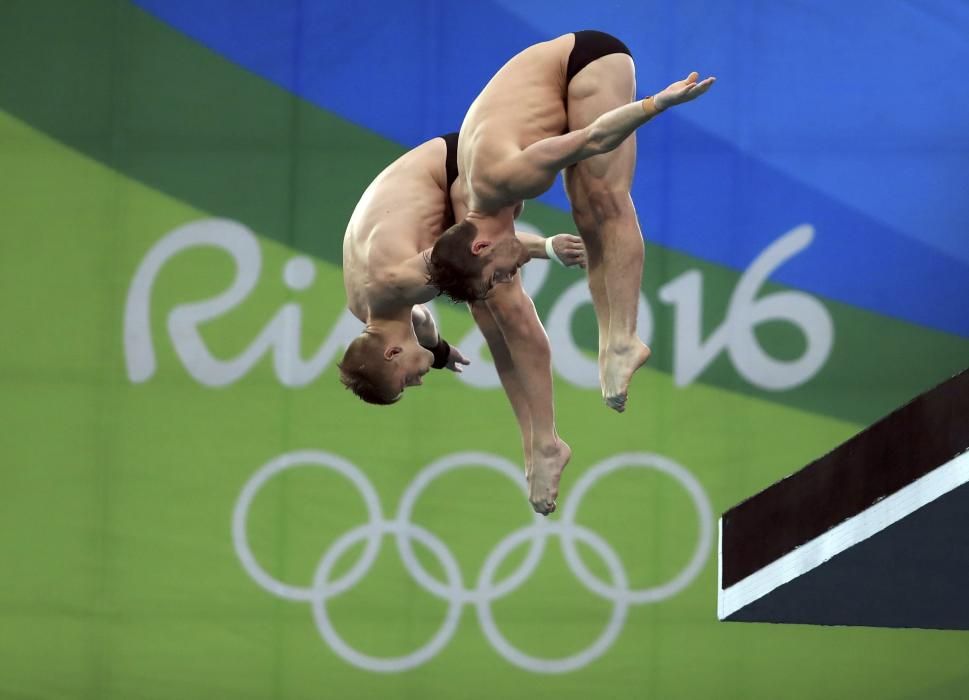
[363, 268, 404, 315]
[364, 249, 407, 295]
[367, 257, 436, 307]
[467, 147, 518, 209]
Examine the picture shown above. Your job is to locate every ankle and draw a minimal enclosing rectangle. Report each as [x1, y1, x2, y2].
[606, 335, 642, 353]
[532, 437, 562, 458]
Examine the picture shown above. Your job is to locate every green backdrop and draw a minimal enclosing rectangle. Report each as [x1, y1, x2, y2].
[1, 2, 968, 698]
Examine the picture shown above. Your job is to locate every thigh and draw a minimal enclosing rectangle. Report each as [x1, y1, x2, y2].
[469, 300, 500, 341]
[565, 53, 638, 191]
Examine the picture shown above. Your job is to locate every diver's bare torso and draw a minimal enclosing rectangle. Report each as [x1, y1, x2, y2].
[455, 34, 575, 215]
[343, 138, 451, 320]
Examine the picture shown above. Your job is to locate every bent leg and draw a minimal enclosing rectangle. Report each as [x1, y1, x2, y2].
[564, 52, 651, 412]
[483, 276, 570, 515]
[469, 301, 533, 470]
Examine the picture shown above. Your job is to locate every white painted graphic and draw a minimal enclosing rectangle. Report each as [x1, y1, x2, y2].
[125, 219, 360, 387]
[658, 225, 833, 390]
[232, 450, 714, 673]
[125, 218, 834, 391]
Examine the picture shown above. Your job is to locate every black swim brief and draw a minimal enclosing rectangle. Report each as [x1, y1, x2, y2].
[440, 132, 459, 194]
[567, 30, 632, 84]
[438, 131, 460, 226]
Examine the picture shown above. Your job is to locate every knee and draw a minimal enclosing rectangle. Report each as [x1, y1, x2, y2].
[585, 187, 633, 222]
[571, 203, 598, 236]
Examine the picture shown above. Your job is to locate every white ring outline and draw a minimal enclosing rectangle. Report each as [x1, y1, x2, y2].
[560, 452, 714, 604]
[311, 521, 464, 673]
[232, 450, 714, 674]
[232, 450, 383, 601]
[395, 452, 549, 603]
[475, 522, 629, 674]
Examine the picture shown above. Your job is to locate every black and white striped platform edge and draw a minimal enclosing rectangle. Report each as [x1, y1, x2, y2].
[718, 368, 969, 627]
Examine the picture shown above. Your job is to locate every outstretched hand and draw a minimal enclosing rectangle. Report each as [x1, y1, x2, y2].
[550, 234, 587, 269]
[653, 72, 716, 111]
[445, 345, 471, 373]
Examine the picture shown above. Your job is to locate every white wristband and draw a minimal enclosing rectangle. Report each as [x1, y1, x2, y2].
[545, 236, 566, 267]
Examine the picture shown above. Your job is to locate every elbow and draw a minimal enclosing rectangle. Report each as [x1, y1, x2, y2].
[412, 303, 430, 324]
[585, 124, 623, 157]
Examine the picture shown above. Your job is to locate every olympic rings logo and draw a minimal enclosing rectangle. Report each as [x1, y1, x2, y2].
[232, 450, 713, 674]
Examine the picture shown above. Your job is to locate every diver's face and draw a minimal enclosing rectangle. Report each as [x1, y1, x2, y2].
[475, 237, 529, 299]
[387, 340, 434, 395]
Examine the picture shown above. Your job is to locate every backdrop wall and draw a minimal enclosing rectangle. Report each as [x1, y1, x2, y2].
[1, 1, 968, 698]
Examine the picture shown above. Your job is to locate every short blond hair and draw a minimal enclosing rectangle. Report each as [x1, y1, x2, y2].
[337, 332, 401, 405]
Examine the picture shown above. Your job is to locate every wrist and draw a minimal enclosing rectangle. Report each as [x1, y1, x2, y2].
[545, 237, 565, 267]
[643, 95, 665, 115]
[430, 337, 451, 369]
[517, 232, 545, 260]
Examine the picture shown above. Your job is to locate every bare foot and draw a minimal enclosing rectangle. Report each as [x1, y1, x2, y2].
[527, 439, 571, 516]
[600, 340, 651, 412]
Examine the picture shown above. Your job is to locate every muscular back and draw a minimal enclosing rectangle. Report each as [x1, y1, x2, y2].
[457, 34, 574, 211]
[343, 138, 451, 320]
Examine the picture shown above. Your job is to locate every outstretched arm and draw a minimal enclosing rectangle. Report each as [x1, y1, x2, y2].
[492, 72, 716, 195]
